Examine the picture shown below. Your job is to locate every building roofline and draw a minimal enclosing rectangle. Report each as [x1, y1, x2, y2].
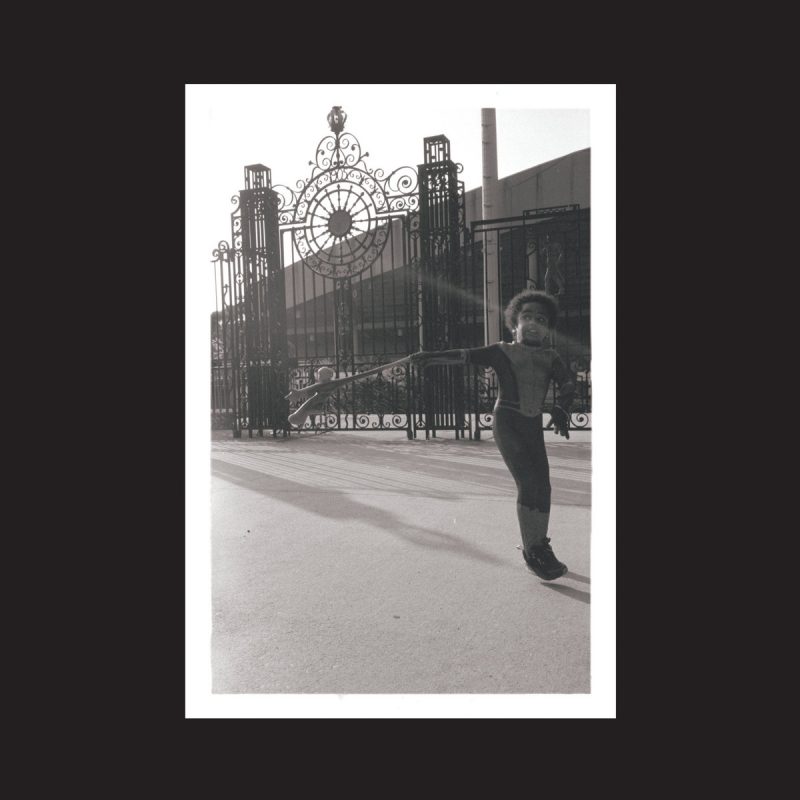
[464, 147, 590, 197]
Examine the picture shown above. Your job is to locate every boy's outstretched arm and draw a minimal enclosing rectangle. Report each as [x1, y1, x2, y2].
[410, 349, 469, 367]
[411, 345, 501, 369]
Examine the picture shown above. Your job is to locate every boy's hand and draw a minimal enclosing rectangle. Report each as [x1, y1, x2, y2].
[551, 406, 570, 439]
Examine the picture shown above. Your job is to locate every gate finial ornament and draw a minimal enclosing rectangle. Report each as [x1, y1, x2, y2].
[327, 106, 347, 133]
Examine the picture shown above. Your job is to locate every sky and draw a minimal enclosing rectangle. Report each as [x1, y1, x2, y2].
[185, 85, 616, 718]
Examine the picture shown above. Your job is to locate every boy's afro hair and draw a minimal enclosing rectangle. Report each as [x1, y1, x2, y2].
[503, 289, 560, 333]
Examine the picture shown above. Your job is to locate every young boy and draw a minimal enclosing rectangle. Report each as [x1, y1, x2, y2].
[411, 290, 576, 581]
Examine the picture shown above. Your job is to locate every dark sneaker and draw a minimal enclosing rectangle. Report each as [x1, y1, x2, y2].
[523, 537, 568, 581]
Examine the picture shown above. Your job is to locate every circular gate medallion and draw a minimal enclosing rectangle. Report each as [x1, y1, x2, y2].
[292, 168, 390, 279]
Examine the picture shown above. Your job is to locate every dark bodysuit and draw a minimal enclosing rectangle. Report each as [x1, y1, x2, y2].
[433, 342, 576, 551]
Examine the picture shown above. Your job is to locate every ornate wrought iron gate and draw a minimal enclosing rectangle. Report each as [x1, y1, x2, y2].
[211, 108, 475, 438]
[210, 109, 590, 439]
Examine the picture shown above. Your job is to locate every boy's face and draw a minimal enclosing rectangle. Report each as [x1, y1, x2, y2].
[513, 301, 550, 346]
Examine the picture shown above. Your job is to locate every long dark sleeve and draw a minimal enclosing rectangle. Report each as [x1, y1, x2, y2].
[416, 344, 505, 369]
[464, 345, 504, 369]
[418, 348, 469, 366]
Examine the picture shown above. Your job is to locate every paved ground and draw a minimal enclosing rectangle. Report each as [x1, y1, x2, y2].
[210, 427, 591, 694]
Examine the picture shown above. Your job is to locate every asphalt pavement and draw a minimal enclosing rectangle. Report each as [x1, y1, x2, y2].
[210, 427, 591, 694]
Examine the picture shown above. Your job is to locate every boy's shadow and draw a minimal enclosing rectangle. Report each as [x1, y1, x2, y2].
[540, 582, 590, 604]
[565, 571, 589, 584]
[212, 458, 507, 567]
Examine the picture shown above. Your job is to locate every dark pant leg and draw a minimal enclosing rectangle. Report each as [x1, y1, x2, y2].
[493, 409, 551, 511]
[492, 409, 552, 550]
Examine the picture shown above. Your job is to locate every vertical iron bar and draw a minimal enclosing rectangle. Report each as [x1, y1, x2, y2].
[301, 249, 309, 360]
[286, 232, 296, 362]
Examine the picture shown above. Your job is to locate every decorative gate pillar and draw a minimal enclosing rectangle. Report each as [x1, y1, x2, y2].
[239, 164, 289, 435]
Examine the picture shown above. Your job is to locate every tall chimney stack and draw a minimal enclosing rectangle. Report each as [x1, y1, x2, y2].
[481, 109, 503, 343]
